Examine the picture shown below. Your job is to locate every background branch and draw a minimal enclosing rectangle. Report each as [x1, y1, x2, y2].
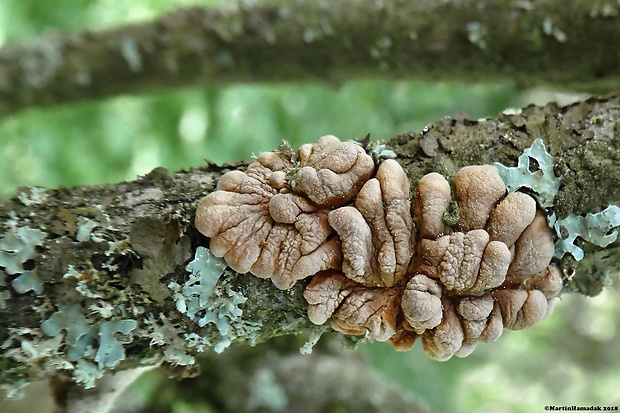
[1, 0, 619, 117]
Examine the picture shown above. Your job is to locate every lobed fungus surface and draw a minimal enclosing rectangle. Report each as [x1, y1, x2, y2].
[195, 135, 389, 290]
[196, 136, 563, 360]
[305, 164, 561, 360]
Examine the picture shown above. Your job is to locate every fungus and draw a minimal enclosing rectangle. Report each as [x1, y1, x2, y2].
[304, 163, 562, 358]
[195, 136, 564, 359]
[294, 135, 375, 208]
[421, 299, 464, 361]
[304, 271, 356, 326]
[491, 289, 548, 330]
[455, 294, 495, 349]
[401, 274, 443, 334]
[415, 230, 510, 295]
[453, 165, 506, 232]
[195, 139, 359, 289]
[506, 212, 556, 279]
[303, 271, 400, 342]
[400, 165, 561, 360]
[328, 159, 414, 287]
[195, 136, 409, 290]
[485, 192, 536, 247]
[415, 173, 451, 239]
[195, 151, 293, 275]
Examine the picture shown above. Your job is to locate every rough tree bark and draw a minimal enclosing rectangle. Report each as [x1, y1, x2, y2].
[1, 0, 619, 117]
[1, 96, 619, 411]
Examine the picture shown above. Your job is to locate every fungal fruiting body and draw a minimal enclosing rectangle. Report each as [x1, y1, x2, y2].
[195, 135, 377, 289]
[195, 136, 563, 360]
[399, 165, 560, 359]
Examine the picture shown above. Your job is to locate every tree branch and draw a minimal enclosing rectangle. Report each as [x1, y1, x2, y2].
[1, 0, 619, 117]
[137, 335, 435, 413]
[1, 96, 619, 396]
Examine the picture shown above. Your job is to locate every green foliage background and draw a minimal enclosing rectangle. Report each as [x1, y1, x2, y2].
[1, 1, 618, 412]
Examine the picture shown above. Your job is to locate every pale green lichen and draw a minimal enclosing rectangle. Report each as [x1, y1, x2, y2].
[19, 334, 64, 360]
[144, 314, 196, 367]
[1, 328, 73, 395]
[299, 325, 328, 355]
[370, 143, 397, 164]
[76, 217, 102, 242]
[11, 272, 44, 294]
[281, 312, 305, 331]
[553, 205, 620, 261]
[74, 360, 104, 388]
[542, 16, 567, 43]
[119, 37, 143, 72]
[94, 320, 138, 369]
[495, 138, 561, 208]
[181, 246, 227, 314]
[185, 332, 211, 352]
[0, 216, 46, 295]
[63, 265, 103, 298]
[169, 246, 263, 353]
[41, 304, 96, 361]
[41, 304, 137, 387]
[16, 187, 48, 206]
[89, 302, 115, 319]
[0, 222, 45, 274]
[2, 328, 72, 374]
[466, 21, 488, 49]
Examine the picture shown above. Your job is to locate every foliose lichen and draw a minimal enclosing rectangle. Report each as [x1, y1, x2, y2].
[553, 205, 620, 261]
[41, 304, 96, 360]
[369, 143, 397, 163]
[94, 320, 138, 369]
[16, 187, 49, 206]
[40, 304, 137, 388]
[169, 246, 263, 354]
[0, 215, 46, 295]
[11, 272, 44, 295]
[144, 314, 196, 367]
[495, 138, 561, 208]
[63, 265, 103, 299]
[299, 325, 328, 355]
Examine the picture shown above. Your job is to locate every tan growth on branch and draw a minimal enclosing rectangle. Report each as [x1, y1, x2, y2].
[195, 136, 563, 359]
[303, 164, 561, 360]
[195, 136, 376, 289]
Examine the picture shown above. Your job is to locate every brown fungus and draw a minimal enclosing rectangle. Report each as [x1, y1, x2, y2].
[196, 139, 360, 289]
[401, 274, 443, 334]
[415, 230, 511, 295]
[195, 135, 393, 289]
[304, 163, 563, 359]
[304, 271, 400, 342]
[415, 172, 451, 239]
[294, 135, 375, 208]
[328, 159, 414, 287]
[195, 139, 564, 358]
[506, 212, 556, 279]
[303, 157, 414, 343]
[453, 165, 506, 232]
[399, 165, 562, 360]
